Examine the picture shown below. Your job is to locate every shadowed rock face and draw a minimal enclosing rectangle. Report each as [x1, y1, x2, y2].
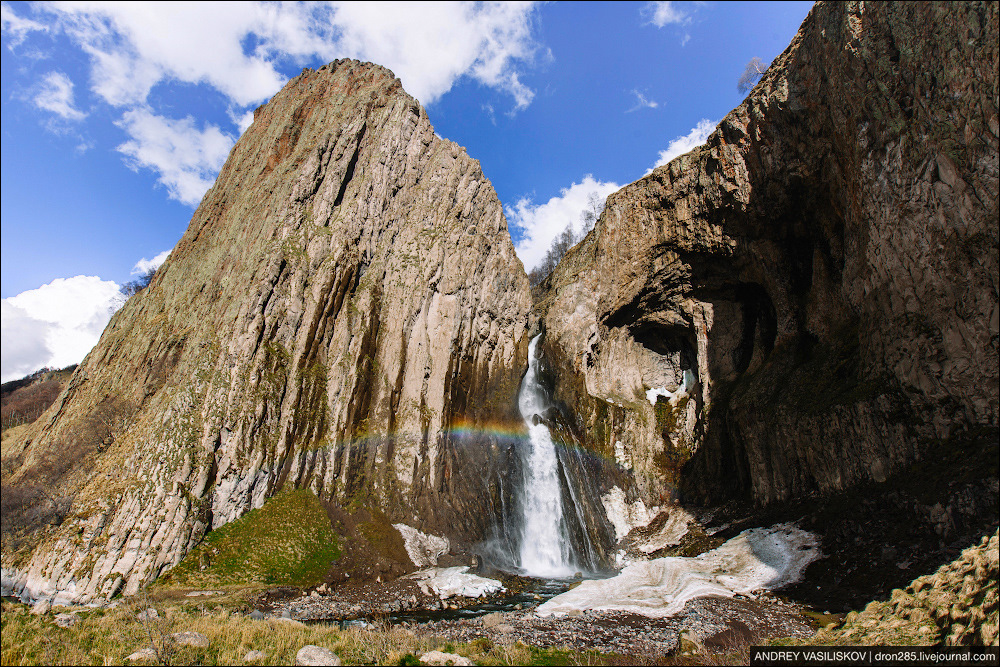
[5, 59, 531, 602]
[539, 1, 998, 508]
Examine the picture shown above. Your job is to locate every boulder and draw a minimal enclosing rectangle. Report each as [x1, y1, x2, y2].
[295, 645, 342, 666]
[124, 648, 158, 663]
[418, 650, 475, 666]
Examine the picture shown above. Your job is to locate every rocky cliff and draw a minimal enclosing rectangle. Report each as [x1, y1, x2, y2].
[2, 60, 531, 603]
[537, 0, 998, 535]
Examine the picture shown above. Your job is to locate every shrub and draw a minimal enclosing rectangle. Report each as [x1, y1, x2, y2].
[1, 378, 63, 431]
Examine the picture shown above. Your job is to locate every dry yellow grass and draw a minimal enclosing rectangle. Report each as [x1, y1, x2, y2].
[0, 596, 612, 666]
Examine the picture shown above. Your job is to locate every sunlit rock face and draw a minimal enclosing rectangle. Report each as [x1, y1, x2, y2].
[539, 1, 998, 509]
[4, 59, 531, 603]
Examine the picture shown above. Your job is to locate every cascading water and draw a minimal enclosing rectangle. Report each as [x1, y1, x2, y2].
[517, 335, 575, 577]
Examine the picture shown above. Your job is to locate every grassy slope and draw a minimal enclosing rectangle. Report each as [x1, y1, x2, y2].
[157, 488, 341, 590]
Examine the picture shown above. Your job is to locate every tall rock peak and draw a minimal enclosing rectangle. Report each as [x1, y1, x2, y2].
[4, 57, 531, 602]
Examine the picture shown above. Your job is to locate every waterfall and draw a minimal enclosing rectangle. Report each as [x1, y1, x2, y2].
[517, 335, 575, 577]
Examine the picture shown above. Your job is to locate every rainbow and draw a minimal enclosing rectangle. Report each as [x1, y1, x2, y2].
[296, 418, 627, 471]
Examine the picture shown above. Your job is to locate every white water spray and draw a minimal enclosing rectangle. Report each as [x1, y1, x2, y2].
[518, 335, 574, 577]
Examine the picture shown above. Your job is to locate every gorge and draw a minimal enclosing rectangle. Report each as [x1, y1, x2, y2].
[1, 0, 997, 654]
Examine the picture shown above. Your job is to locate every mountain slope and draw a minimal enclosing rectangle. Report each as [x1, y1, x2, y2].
[2, 60, 531, 603]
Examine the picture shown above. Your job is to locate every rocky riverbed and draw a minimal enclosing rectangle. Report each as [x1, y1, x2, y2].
[260, 576, 817, 658]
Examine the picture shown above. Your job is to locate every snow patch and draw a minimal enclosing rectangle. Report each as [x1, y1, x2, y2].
[393, 523, 449, 568]
[637, 507, 695, 554]
[645, 369, 696, 407]
[614, 440, 630, 470]
[601, 486, 660, 542]
[536, 523, 821, 618]
[404, 567, 503, 600]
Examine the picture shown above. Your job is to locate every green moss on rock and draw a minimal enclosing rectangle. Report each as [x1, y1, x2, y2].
[158, 488, 340, 589]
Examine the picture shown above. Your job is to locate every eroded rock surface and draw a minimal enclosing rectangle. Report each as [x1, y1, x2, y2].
[539, 1, 998, 516]
[3, 59, 531, 603]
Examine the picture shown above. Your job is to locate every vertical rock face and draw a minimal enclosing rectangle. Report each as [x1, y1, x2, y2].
[5, 60, 531, 602]
[540, 1, 998, 510]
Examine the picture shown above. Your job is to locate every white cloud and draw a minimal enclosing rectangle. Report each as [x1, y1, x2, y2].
[8, 2, 542, 207]
[0, 302, 52, 382]
[644, 1, 695, 45]
[33, 71, 86, 120]
[132, 249, 171, 275]
[0, 1, 47, 48]
[228, 107, 256, 135]
[508, 175, 621, 272]
[327, 1, 539, 110]
[2, 276, 125, 382]
[116, 108, 235, 206]
[47, 2, 288, 108]
[37, 2, 540, 111]
[627, 89, 658, 113]
[646, 118, 716, 174]
[647, 1, 689, 27]
[483, 103, 497, 125]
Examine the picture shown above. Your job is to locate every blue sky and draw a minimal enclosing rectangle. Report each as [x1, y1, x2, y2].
[1, 1, 813, 381]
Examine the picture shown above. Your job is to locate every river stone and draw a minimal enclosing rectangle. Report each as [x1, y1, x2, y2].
[295, 645, 342, 666]
[419, 650, 475, 666]
[245, 650, 268, 662]
[53, 612, 78, 628]
[171, 631, 209, 647]
[125, 648, 158, 662]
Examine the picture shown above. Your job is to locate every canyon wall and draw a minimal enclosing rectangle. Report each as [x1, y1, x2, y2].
[3, 60, 532, 602]
[3, 0, 997, 606]
[539, 0, 998, 514]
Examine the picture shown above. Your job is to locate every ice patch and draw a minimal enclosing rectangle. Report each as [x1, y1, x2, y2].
[637, 507, 695, 554]
[536, 523, 821, 618]
[393, 523, 450, 568]
[601, 486, 660, 542]
[404, 567, 503, 600]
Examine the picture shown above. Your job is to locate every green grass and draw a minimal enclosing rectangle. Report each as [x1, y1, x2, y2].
[158, 488, 340, 589]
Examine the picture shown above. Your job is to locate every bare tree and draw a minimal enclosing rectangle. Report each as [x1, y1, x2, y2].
[738, 56, 768, 94]
[528, 192, 608, 288]
[580, 192, 606, 233]
[120, 268, 156, 297]
[528, 225, 578, 287]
